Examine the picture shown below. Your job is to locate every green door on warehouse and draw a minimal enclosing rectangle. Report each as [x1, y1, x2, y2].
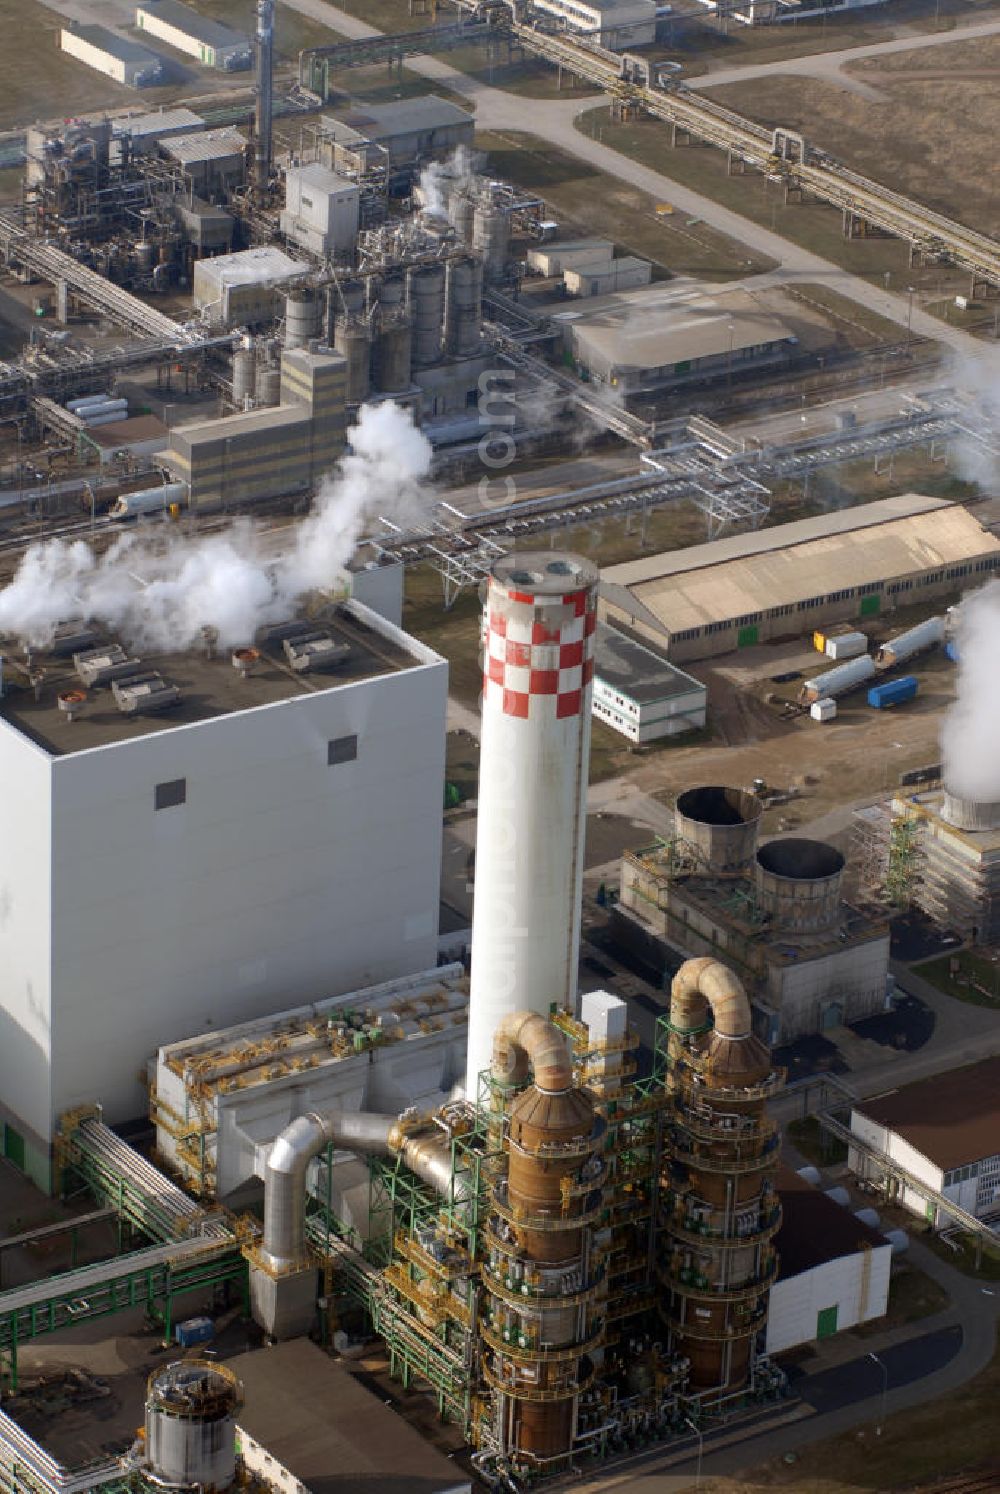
[737, 624, 759, 648]
[817, 1304, 839, 1339]
[859, 594, 881, 618]
[3, 1124, 25, 1170]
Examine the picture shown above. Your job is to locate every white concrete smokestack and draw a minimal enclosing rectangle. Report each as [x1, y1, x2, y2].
[465, 552, 598, 1099]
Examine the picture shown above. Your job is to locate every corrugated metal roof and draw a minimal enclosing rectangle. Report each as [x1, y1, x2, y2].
[164, 126, 247, 164]
[322, 95, 473, 143]
[194, 245, 304, 290]
[601, 497, 1000, 635]
[116, 107, 204, 139]
[136, 0, 248, 49]
[856, 1057, 1000, 1172]
[64, 24, 162, 65]
[553, 281, 795, 371]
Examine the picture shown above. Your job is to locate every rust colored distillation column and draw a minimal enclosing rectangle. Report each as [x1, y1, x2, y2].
[482, 1013, 606, 1470]
[661, 959, 784, 1395]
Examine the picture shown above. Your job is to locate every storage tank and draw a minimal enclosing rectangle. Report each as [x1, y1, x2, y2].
[885, 1228, 910, 1254]
[374, 312, 412, 393]
[754, 838, 845, 932]
[824, 1186, 851, 1208]
[876, 616, 945, 667]
[232, 347, 255, 408]
[407, 263, 446, 366]
[145, 1361, 242, 1491]
[473, 203, 510, 282]
[940, 793, 1000, 832]
[801, 655, 876, 701]
[795, 1165, 821, 1187]
[854, 1207, 881, 1229]
[80, 399, 129, 423]
[255, 363, 281, 407]
[334, 316, 371, 402]
[284, 287, 319, 348]
[466, 553, 599, 1094]
[445, 255, 483, 357]
[673, 785, 762, 873]
[66, 392, 114, 413]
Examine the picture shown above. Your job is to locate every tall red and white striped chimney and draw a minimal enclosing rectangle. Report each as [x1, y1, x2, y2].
[465, 553, 598, 1099]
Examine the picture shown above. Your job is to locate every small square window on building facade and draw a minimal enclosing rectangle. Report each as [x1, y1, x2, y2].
[154, 778, 187, 811]
[328, 734, 358, 765]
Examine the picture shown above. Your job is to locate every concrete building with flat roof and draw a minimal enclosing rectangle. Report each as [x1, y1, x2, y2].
[592, 621, 706, 742]
[0, 601, 447, 1187]
[163, 344, 346, 509]
[135, 0, 252, 70]
[552, 280, 798, 396]
[767, 1166, 890, 1354]
[60, 24, 165, 87]
[530, 0, 657, 47]
[850, 1058, 1000, 1222]
[320, 96, 474, 171]
[192, 245, 306, 327]
[281, 161, 360, 259]
[600, 496, 1000, 662]
[113, 106, 205, 157]
[162, 126, 248, 194]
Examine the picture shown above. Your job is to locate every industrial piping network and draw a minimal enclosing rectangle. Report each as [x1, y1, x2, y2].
[446, 6, 1000, 289]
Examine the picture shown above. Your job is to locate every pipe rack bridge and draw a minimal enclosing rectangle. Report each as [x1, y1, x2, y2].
[0, 212, 202, 343]
[478, 13, 1000, 290]
[0, 1115, 246, 1389]
[299, 18, 489, 96]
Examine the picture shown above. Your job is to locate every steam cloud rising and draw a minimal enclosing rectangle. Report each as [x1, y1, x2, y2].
[941, 579, 1000, 802]
[0, 402, 432, 653]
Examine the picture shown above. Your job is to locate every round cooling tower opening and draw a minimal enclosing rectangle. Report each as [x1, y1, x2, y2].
[756, 838, 845, 882]
[941, 791, 1000, 832]
[508, 567, 547, 586]
[494, 552, 599, 597]
[676, 786, 763, 828]
[544, 559, 583, 578]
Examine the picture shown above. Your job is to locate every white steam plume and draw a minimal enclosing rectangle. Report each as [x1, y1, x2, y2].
[0, 402, 431, 653]
[941, 579, 1000, 803]
[414, 146, 479, 220]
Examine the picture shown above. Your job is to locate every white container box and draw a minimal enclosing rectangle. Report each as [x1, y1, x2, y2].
[825, 631, 868, 661]
[810, 697, 837, 723]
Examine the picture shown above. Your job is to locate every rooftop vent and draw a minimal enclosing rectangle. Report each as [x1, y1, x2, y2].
[58, 688, 87, 723]
[74, 644, 145, 688]
[256, 619, 315, 645]
[283, 631, 351, 674]
[112, 672, 181, 716]
[232, 647, 261, 678]
[51, 621, 99, 657]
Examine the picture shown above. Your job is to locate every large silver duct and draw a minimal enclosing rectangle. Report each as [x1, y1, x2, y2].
[260, 1110, 475, 1274]
[260, 1110, 398, 1273]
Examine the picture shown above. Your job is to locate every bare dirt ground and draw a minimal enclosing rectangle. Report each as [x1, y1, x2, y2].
[710, 62, 1000, 238]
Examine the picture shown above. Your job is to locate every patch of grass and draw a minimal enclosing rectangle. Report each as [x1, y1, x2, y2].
[575, 106, 981, 312]
[442, 42, 597, 98]
[787, 1116, 847, 1166]
[853, 1261, 950, 1335]
[303, 0, 432, 33]
[913, 950, 1000, 1009]
[193, 0, 344, 55]
[476, 128, 774, 280]
[445, 727, 479, 803]
[920, 1229, 1000, 1281]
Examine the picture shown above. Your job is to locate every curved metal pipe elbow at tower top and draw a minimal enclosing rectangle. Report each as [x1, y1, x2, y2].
[670, 956, 753, 1039]
[491, 1010, 574, 1093]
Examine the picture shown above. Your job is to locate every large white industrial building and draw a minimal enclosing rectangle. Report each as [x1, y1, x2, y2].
[529, 0, 657, 48]
[60, 24, 165, 88]
[0, 604, 447, 1187]
[849, 1058, 1000, 1222]
[135, 0, 252, 71]
[280, 163, 360, 259]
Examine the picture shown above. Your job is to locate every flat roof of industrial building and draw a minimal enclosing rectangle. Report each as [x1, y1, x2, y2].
[193, 244, 305, 288]
[854, 1057, 1000, 1172]
[593, 621, 704, 704]
[0, 603, 431, 757]
[287, 160, 358, 194]
[136, 0, 248, 48]
[552, 280, 796, 372]
[775, 1165, 886, 1278]
[323, 94, 473, 141]
[601, 496, 1000, 637]
[163, 126, 247, 164]
[61, 24, 163, 65]
[115, 106, 205, 139]
[231, 1340, 470, 1494]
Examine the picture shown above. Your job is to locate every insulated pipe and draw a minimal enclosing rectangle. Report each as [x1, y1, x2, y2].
[669, 956, 753, 1039]
[491, 1010, 573, 1094]
[260, 1110, 399, 1272]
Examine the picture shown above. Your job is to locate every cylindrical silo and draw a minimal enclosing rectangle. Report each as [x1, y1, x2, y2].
[465, 552, 599, 1097]
[754, 838, 845, 932]
[940, 792, 1000, 832]
[255, 363, 281, 407]
[145, 1361, 243, 1492]
[407, 263, 446, 367]
[232, 347, 255, 408]
[674, 785, 762, 873]
[473, 203, 510, 283]
[334, 316, 371, 403]
[374, 311, 411, 393]
[284, 287, 319, 349]
[445, 255, 483, 357]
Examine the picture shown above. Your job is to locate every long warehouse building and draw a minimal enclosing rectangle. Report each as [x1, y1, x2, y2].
[135, 0, 252, 70]
[600, 495, 1000, 663]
